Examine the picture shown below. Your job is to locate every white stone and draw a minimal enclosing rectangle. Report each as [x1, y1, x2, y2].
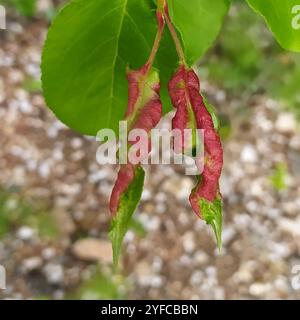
[42, 248, 56, 260]
[22, 257, 42, 272]
[124, 231, 135, 243]
[177, 178, 194, 201]
[233, 267, 253, 284]
[151, 276, 163, 288]
[88, 170, 108, 183]
[240, 144, 258, 163]
[38, 161, 51, 178]
[72, 239, 112, 263]
[182, 231, 196, 253]
[190, 271, 204, 285]
[17, 226, 34, 240]
[250, 180, 264, 197]
[249, 283, 271, 297]
[155, 203, 166, 214]
[43, 263, 64, 285]
[152, 257, 163, 273]
[71, 138, 83, 149]
[222, 226, 236, 246]
[279, 218, 300, 237]
[19, 100, 33, 114]
[194, 250, 209, 265]
[141, 189, 151, 201]
[275, 113, 297, 134]
[138, 214, 160, 231]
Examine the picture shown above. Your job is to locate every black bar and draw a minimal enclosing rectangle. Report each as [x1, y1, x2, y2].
[0, 300, 297, 319]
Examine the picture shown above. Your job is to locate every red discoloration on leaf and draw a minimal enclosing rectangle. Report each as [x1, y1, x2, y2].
[168, 65, 223, 218]
[168, 72, 189, 152]
[126, 66, 162, 133]
[110, 66, 162, 216]
[109, 164, 135, 215]
[110, 10, 164, 217]
[125, 65, 148, 118]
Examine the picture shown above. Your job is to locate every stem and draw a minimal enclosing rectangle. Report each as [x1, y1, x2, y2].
[157, 0, 166, 11]
[146, 11, 165, 70]
[163, 2, 188, 67]
[126, 6, 165, 126]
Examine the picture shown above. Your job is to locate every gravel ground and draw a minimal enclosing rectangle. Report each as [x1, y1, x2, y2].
[1, 6, 300, 300]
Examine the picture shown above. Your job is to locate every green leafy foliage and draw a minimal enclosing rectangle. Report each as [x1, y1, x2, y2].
[247, 0, 300, 52]
[70, 267, 126, 299]
[200, 2, 266, 94]
[3, 0, 37, 17]
[269, 163, 288, 191]
[109, 166, 145, 268]
[168, 0, 230, 65]
[201, 1, 300, 118]
[0, 189, 59, 239]
[22, 76, 42, 93]
[269, 54, 300, 119]
[40, 0, 300, 260]
[42, 0, 177, 136]
[42, 0, 230, 136]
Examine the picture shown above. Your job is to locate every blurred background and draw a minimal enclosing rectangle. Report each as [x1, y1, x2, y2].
[0, 0, 300, 300]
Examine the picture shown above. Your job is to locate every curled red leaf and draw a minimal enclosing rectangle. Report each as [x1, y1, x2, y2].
[168, 65, 223, 218]
[110, 66, 163, 216]
[110, 9, 165, 217]
[126, 65, 162, 133]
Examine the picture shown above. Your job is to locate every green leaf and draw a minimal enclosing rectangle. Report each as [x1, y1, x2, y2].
[42, 0, 229, 136]
[199, 197, 223, 251]
[247, 0, 300, 52]
[168, 0, 230, 65]
[42, 0, 177, 136]
[109, 166, 145, 268]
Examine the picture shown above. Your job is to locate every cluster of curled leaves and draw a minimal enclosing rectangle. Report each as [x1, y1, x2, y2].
[41, 0, 300, 267]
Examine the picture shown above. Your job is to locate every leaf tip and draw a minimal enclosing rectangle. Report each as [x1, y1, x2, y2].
[109, 167, 145, 270]
[199, 197, 223, 250]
